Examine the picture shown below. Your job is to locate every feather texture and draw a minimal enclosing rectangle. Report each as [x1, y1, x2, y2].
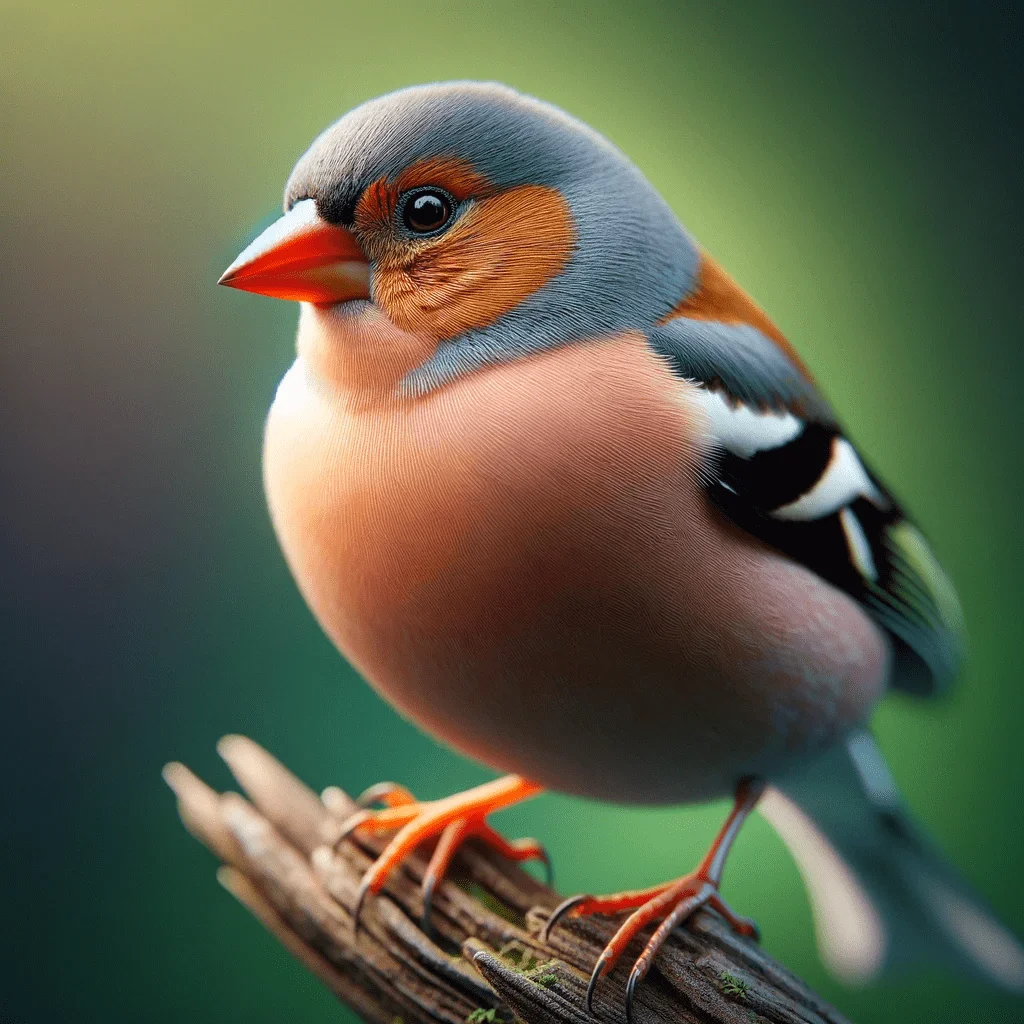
[649, 313, 963, 695]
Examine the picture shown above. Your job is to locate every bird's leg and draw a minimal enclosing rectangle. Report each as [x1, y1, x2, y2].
[332, 774, 546, 935]
[542, 777, 765, 1023]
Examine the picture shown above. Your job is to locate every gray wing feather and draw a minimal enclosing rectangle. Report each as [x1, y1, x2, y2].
[648, 319, 834, 421]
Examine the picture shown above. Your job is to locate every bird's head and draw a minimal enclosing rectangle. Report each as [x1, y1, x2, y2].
[221, 82, 697, 390]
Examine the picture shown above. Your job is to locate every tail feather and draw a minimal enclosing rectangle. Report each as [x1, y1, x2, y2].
[761, 730, 1024, 992]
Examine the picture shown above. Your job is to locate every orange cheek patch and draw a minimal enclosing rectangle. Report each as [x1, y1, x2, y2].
[371, 184, 576, 340]
[662, 252, 815, 382]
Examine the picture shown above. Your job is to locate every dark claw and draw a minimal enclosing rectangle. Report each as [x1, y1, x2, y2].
[584, 947, 615, 1018]
[624, 966, 643, 1024]
[585, 959, 603, 1018]
[540, 893, 590, 944]
[352, 874, 372, 939]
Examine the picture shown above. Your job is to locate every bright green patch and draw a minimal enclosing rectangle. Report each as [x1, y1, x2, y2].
[528, 971, 558, 987]
[497, 940, 556, 980]
[718, 971, 748, 1000]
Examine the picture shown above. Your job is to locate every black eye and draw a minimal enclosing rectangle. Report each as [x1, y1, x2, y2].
[401, 189, 454, 234]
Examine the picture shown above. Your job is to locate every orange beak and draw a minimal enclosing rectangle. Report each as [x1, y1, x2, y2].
[218, 198, 371, 304]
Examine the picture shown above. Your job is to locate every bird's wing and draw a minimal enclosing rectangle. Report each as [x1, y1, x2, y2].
[647, 268, 963, 695]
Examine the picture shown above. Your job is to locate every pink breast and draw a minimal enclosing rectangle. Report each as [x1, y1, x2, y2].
[264, 329, 889, 804]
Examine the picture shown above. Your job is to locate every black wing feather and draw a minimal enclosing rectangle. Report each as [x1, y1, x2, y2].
[648, 316, 963, 695]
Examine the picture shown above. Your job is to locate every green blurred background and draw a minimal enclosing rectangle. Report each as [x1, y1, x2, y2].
[3, 1, 1023, 1021]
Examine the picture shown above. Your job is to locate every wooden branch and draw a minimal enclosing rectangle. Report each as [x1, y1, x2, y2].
[164, 736, 852, 1024]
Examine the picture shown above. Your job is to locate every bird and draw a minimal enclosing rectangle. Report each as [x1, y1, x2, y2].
[219, 81, 1024, 1015]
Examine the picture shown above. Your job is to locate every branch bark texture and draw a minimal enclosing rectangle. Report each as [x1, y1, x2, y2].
[165, 736, 852, 1024]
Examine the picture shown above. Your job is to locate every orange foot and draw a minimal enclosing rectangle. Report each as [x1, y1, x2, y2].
[335, 774, 547, 935]
[541, 778, 765, 1023]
